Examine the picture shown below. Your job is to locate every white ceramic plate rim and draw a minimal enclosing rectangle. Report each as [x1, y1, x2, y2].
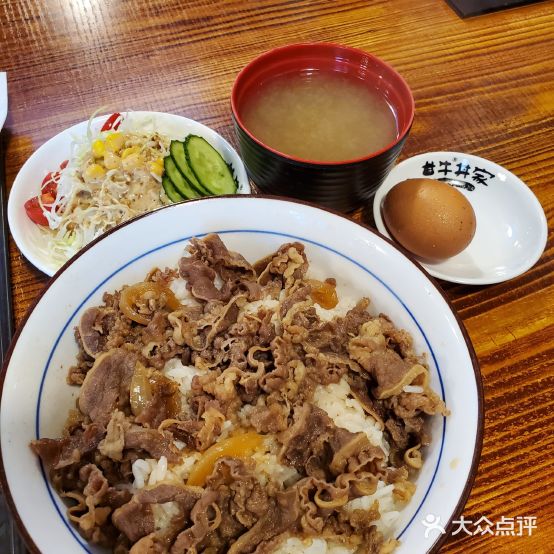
[1, 196, 483, 554]
[7, 110, 250, 276]
[372, 151, 547, 285]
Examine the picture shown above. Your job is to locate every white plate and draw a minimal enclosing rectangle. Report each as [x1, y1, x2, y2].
[373, 152, 547, 285]
[7, 111, 250, 276]
[0, 196, 482, 554]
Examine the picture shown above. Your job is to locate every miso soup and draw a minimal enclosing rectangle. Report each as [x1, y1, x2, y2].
[241, 70, 399, 162]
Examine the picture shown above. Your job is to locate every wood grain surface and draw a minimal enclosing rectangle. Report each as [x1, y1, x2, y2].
[1, 0, 553, 552]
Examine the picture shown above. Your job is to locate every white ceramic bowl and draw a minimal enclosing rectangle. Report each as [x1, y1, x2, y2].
[7, 111, 250, 276]
[373, 152, 547, 285]
[0, 196, 483, 554]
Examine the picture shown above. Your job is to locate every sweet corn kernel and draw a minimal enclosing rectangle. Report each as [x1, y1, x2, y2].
[121, 145, 141, 159]
[91, 139, 105, 158]
[149, 160, 164, 177]
[104, 150, 121, 170]
[85, 163, 106, 180]
[121, 153, 142, 171]
[105, 132, 125, 152]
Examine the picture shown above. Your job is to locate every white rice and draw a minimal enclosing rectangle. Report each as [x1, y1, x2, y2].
[132, 452, 201, 489]
[274, 537, 353, 554]
[313, 377, 388, 453]
[169, 277, 200, 306]
[163, 359, 205, 396]
[152, 501, 181, 530]
[313, 295, 357, 322]
[251, 436, 300, 487]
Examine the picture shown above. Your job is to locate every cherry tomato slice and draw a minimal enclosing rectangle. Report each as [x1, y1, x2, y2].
[24, 197, 49, 226]
[42, 182, 57, 197]
[101, 112, 122, 132]
[26, 159, 69, 226]
[41, 171, 58, 187]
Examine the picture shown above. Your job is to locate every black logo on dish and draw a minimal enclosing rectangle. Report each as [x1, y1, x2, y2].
[421, 159, 495, 191]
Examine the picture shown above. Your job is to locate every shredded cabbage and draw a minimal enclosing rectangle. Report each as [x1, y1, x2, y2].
[34, 112, 171, 271]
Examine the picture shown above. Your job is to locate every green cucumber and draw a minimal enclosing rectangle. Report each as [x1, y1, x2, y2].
[169, 140, 209, 195]
[162, 175, 185, 203]
[184, 135, 238, 196]
[163, 156, 201, 200]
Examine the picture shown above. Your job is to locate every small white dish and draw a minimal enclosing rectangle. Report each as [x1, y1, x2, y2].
[1, 196, 482, 554]
[373, 152, 547, 285]
[7, 111, 250, 276]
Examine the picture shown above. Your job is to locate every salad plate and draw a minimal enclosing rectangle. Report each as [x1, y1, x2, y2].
[373, 152, 547, 285]
[7, 111, 250, 276]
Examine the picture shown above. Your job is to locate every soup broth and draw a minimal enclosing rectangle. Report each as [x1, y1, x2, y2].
[241, 70, 399, 162]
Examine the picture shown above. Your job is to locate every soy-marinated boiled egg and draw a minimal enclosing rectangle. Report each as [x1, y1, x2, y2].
[382, 178, 476, 261]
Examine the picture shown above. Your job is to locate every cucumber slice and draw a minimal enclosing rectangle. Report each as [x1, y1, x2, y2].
[162, 175, 185, 203]
[163, 156, 201, 200]
[169, 140, 209, 195]
[184, 135, 238, 196]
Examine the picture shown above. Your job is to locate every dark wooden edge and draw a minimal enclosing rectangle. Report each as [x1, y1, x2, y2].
[0, 131, 13, 364]
[0, 194, 485, 554]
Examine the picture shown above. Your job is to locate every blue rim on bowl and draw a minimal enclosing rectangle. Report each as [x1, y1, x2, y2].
[0, 195, 483, 554]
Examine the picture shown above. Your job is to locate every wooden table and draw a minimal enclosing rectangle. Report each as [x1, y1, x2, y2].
[1, 0, 553, 552]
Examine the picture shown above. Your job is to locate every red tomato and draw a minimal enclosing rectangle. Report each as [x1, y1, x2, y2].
[24, 197, 50, 226]
[41, 171, 59, 187]
[25, 159, 68, 226]
[101, 112, 122, 132]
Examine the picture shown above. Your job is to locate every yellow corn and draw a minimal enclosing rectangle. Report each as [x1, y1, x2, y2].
[105, 132, 125, 152]
[84, 163, 106, 180]
[121, 153, 142, 171]
[91, 139, 105, 158]
[149, 157, 164, 177]
[121, 145, 141, 159]
[104, 151, 121, 170]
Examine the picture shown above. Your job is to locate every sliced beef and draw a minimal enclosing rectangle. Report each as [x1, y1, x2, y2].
[206, 458, 269, 528]
[280, 403, 386, 480]
[161, 405, 224, 452]
[142, 310, 169, 344]
[98, 411, 128, 461]
[188, 234, 256, 283]
[179, 256, 229, 302]
[113, 484, 203, 544]
[134, 371, 181, 429]
[79, 349, 138, 426]
[112, 500, 155, 543]
[226, 489, 299, 554]
[129, 534, 165, 554]
[203, 294, 244, 347]
[348, 319, 429, 399]
[170, 490, 220, 553]
[123, 425, 181, 463]
[279, 404, 335, 471]
[30, 423, 105, 472]
[279, 284, 312, 318]
[77, 306, 115, 358]
[348, 373, 386, 429]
